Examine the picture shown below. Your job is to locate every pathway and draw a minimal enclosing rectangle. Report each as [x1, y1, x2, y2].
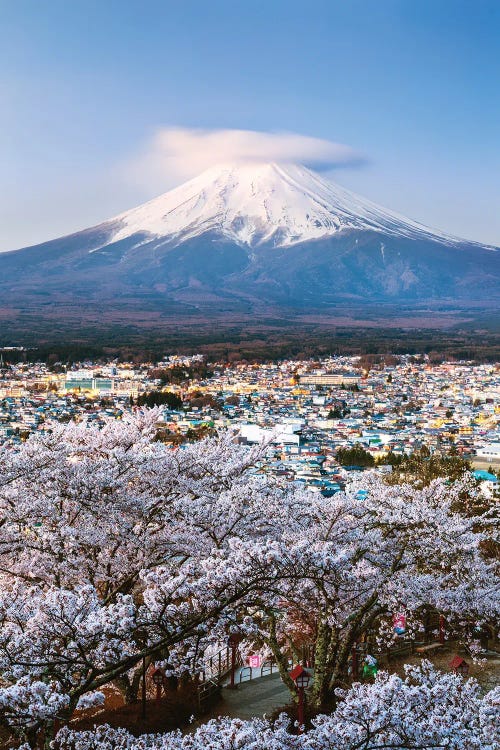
[206, 673, 291, 721]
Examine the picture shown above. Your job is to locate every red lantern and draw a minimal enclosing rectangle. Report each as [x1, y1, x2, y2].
[290, 665, 311, 733]
[449, 655, 469, 676]
[151, 668, 164, 701]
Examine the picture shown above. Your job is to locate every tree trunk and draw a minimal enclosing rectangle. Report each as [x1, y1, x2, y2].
[43, 720, 56, 750]
[310, 618, 332, 710]
[114, 656, 151, 704]
[22, 725, 39, 749]
[114, 667, 143, 704]
[329, 604, 384, 695]
[265, 615, 298, 700]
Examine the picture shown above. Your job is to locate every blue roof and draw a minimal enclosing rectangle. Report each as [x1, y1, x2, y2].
[355, 489, 369, 500]
[473, 470, 498, 482]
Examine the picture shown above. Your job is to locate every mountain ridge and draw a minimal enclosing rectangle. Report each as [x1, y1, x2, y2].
[0, 162, 498, 336]
[76, 161, 495, 252]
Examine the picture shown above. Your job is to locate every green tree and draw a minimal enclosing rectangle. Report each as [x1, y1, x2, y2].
[386, 448, 471, 488]
[336, 444, 375, 467]
[136, 390, 183, 409]
[328, 408, 343, 419]
[377, 451, 404, 467]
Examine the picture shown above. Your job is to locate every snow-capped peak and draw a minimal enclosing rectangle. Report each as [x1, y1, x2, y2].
[109, 162, 461, 249]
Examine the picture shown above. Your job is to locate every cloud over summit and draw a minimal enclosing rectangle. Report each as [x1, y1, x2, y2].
[123, 127, 365, 191]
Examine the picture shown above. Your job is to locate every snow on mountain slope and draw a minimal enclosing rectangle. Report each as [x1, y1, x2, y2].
[108, 162, 466, 249]
[1, 160, 498, 324]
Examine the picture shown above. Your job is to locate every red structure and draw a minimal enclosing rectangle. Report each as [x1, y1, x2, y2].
[151, 667, 165, 701]
[449, 656, 469, 676]
[290, 665, 311, 734]
[228, 632, 243, 689]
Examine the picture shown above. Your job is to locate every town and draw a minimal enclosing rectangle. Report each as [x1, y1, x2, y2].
[1, 351, 499, 495]
[2, 3, 498, 748]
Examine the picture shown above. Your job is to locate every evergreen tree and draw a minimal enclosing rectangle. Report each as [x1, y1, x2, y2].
[336, 444, 375, 467]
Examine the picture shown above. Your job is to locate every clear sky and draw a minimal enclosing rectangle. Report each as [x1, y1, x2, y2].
[1, 0, 499, 251]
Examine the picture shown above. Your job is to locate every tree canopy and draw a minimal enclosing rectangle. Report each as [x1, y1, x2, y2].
[135, 390, 183, 409]
[0, 413, 497, 748]
[336, 444, 375, 467]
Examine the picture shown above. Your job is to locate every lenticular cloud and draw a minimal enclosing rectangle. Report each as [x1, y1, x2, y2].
[124, 126, 365, 191]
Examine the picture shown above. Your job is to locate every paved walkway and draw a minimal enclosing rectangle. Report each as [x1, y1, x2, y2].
[208, 673, 291, 721]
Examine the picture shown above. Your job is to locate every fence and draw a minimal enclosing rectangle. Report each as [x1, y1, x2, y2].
[239, 666, 253, 682]
[199, 645, 242, 683]
[198, 678, 221, 709]
[260, 661, 278, 677]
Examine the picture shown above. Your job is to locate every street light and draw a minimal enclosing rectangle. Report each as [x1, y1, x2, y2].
[162, 664, 178, 693]
[151, 668, 164, 702]
[290, 664, 311, 734]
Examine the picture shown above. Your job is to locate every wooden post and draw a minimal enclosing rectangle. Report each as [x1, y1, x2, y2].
[229, 642, 237, 688]
[439, 615, 445, 645]
[227, 633, 242, 689]
[141, 656, 147, 720]
[297, 686, 305, 734]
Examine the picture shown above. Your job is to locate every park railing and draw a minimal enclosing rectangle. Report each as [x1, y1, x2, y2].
[198, 678, 221, 709]
[260, 660, 277, 677]
[239, 666, 252, 682]
[198, 645, 243, 684]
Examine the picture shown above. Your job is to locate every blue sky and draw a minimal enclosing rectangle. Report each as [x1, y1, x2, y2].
[1, 0, 499, 250]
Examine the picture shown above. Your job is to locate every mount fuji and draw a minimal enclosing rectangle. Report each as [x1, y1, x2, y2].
[105, 162, 466, 248]
[1, 162, 499, 330]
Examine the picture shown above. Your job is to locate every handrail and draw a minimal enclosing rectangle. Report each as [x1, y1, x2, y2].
[198, 678, 220, 707]
[239, 666, 252, 682]
[199, 644, 244, 684]
[260, 662, 276, 677]
[200, 646, 231, 682]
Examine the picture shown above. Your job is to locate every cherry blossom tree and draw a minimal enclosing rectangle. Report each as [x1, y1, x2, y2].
[0, 415, 287, 742]
[0, 411, 274, 595]
[243, 475, 498, 708]
[52, 664, 499, 750]
[319, 661, 499, 750]
[0, 414, 497, 746]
